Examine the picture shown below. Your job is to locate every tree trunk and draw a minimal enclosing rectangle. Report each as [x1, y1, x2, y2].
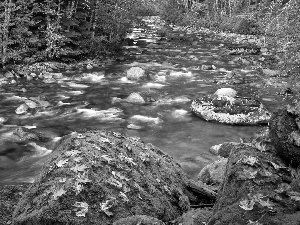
[2, 0, 12, 67]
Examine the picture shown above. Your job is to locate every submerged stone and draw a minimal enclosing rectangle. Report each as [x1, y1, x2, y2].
[13, 130, 191, 225]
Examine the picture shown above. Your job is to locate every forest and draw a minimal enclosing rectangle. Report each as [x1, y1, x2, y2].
[0, 0, 299, 73]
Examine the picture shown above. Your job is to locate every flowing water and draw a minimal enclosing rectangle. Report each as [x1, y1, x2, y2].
[0, 17, 293, 185]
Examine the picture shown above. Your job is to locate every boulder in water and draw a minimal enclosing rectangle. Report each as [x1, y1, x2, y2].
[191, 94, 270, 125]
[125, 92, 145, 104]
[13, 130, 191, 225]
[214, 88, 237, 98]
[126, 67, 145, 80]
[15, 103, 29, 115]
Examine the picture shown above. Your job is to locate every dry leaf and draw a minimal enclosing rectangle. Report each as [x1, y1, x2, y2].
[70, 164, 87, 173]
[239, 199, 255, 210]
[58, 178, 67, 183]
[242, 156, 258, 166]
[119, 153, 137, 166]
[101, 155, 114, 163]
[99, 137, 111, 143]
[107, 177, 122, 189]
[288, 191, 300, 201]
[65, 150, 81, 157]
[74, 157, 83, 162]
[237, 168, 258, 180]
[112, 171, 130, 182]
[247, 220, 263, 225]
[100, 198, 116, 217]
[53, 188, 66, 200]
[56, 159, 69, 168]
[73, 201, 89, 217]
[119, 192, 129, 202]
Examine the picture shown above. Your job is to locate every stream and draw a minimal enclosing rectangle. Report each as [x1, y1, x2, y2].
[0, 16, 292, 185]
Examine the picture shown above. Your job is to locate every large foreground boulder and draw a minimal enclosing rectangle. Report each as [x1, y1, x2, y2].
[269, 104, 300, 167]
[0, 185, 29, 225]
[208, 142, 300, 225]
[191, 94, 270, 125]
[13, 130, 191, 225]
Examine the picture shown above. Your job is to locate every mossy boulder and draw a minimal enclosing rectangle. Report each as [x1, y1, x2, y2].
[0, 185, 29, 225]
[208, 143, 300, 225]
[191, 95, 270, 125]
[198, 158, 228, 188]
[12, 130, 191, 225]
[269, 104, 300, 167]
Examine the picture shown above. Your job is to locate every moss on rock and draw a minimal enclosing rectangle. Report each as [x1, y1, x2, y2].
[269, 105, 300, 167]
[191, 95, 270, 125]
[208, 143, 300, 225]
[12, 130, 191, 225]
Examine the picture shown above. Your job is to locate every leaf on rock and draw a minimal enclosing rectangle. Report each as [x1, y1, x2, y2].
[119, 192, 129, 202]
[287, 104, 300, 116]
[241, 156, 258, 166]
[58, 178, 67, 183]
[257, 198, 273, 209]
[53, 188, 66, 200]
[247, 220, 263, 225]
[268, 161, 288, 170]
[288, 191, 300, 201]
[65, 150, 81, 157]
[101, 155, 114, 164]
[99, 137, 111, 143]
[239, 198, 255, 211]
[119, 153, 137, 166]
[112, 171, 130, 182]
[70, 164, 87, 173]
[73, 201, 89, 217]
[275, 183, 291, 194]
[100, 198, 116, 217]
[107, 177, 122, 189]
[74, 157, 83, 162]
[56, 159, 69, 168]
[237, 168, 258, 180]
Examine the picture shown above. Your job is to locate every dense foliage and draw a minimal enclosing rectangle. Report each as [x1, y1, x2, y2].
[159, 0, 300, 73]
[0, 0, 147, 67]
[1, 0, 299, 73]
